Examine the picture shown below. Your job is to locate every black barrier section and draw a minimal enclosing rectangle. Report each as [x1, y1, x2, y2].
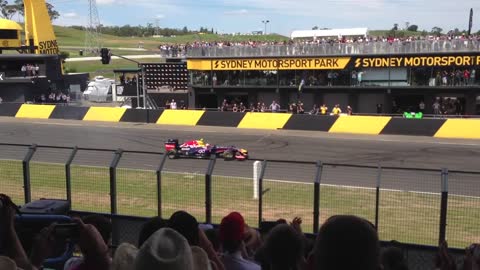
[49, 106, 90, 120]
[380, 118, 447, 137]
[0, 103, 22, 116]
[147, 109, 164, 123]
[120, 109, 149, 123]
[283, 114, 338, 131]
[197, 111, 246, 127]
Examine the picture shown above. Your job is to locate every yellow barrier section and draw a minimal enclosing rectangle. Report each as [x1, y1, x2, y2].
[434, 119, 480, 139]
[83, 107, 127, 122]
[329, 115, 392, 135]
[156, 110, 205, 126]
[15, 104, 55, 119]
[237, 112, 292, 130]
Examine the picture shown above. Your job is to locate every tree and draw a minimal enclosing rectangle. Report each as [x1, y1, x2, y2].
[431, 26, 443, 35]
[12, 0, 60, 21]
[312, 26, 319, 30]
[407, 24, 418, 32]
[0, 0, 16, 19]
[182, 26, 188, 33]
[392, 23, 398, 31]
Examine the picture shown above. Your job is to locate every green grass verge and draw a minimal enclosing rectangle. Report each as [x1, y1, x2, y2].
[1, 160, 479, 248]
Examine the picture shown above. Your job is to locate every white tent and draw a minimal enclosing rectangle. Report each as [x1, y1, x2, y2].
[291, 28, 368, 39]
[83, 76, 114, 102]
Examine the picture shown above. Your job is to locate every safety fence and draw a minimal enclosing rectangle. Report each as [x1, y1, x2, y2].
[1, 143, 480, 251]
[187, 39, 480, 57]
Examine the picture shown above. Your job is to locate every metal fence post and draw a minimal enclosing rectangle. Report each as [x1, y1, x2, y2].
[65, 146, 78, 204]
[205, 155, 216, 224]
[439, 168, 449, 244]
[109, 149, 123, 215]
[313, 161, 323, 234]
[22, 144, 37, 204]
[375, 164, 382, 230]
[156, 154, 168, 218]
[258, 161, 268, 228]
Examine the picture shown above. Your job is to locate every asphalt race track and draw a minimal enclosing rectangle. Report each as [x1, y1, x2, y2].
[0, 117, 479, 196]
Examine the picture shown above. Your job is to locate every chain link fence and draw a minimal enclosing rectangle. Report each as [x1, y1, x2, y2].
[1, 143, 480, 251]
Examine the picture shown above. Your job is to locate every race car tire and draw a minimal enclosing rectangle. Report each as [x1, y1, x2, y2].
[223, 150, 235, 161]
[167, 150, 178, 159]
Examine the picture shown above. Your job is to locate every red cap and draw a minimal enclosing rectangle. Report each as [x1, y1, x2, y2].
[220, 212, 245, 242]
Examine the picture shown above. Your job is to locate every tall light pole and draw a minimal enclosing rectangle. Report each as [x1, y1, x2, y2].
[262, 20, 270, 35]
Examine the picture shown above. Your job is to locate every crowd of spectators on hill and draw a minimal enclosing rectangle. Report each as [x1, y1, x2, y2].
[2, 193, 480, 270]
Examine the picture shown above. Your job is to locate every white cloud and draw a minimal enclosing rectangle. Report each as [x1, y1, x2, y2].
[96, 0, 117, 5]
[224, 9, 248, 15]
[156, 14, 165, 19]
[63, 12, 78, 18]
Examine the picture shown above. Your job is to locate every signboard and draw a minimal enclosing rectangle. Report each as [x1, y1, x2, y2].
[188, 57, 351, 71]
[188, 54, 480, 71]
[354, 55, 480, 68]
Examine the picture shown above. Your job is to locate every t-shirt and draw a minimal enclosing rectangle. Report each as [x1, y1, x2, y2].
[221, 251, 261, 270]
[320, 106, 327, 114]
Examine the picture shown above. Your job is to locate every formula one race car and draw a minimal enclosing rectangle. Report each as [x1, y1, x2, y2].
[164, 139, 248, 161]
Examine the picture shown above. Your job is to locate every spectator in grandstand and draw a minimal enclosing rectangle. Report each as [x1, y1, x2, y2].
[249, 103, 257, 112]
[351, 70, 357, 86]
[433, 99, 441, 116]
[358, 71, 365, 86]
[320, 104, 328, 115]
[377, 103, 383, 114]
[170, 99, 178, 110]
[220, 212, 261, 270]
[332, 104, 342, 115]
[232, 103, 239, 112]
[311, 215, 380, 270]
[419, 101, 426, 114]
[471, 69, 476, 85]
[269, 100, 280, 113]
[347, 106, 353, 115]
[221, 99, 228, 111]
[239, 102, 247, 113]
[297, 101, 305, 114]
[21, 64, 27, 77]
[260, 103, 267, 112]
[0, 96, 2, 104]
[310, 104, 319, 115]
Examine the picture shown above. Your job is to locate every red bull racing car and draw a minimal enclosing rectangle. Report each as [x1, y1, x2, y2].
[164, 139, 248, 161]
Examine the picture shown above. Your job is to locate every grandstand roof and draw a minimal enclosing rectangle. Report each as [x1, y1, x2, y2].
[0, 18, 22, 31]
[291, 28, 368, 39]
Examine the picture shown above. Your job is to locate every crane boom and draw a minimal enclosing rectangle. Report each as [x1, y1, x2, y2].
[23, 0, 59, 54]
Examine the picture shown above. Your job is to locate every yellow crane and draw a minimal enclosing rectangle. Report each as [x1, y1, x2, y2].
[0, 0, 58, 54]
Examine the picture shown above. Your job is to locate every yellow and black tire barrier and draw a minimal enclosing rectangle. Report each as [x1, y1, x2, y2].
[1, 104, 480, 140]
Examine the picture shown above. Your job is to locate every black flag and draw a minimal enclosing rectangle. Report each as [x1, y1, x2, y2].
[468, 8, 473, 36]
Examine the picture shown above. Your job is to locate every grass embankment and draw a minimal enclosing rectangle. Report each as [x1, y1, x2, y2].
[1, 160, 478, 248]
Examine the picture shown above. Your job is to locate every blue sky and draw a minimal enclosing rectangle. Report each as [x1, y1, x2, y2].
[52, 0, 480, 36]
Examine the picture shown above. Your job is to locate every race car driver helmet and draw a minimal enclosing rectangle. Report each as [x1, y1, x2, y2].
[197, 138, 205, 146]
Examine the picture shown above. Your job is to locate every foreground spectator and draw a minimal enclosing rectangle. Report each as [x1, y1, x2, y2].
[168, 210, 225, 270]
[263, 224, 305, 270]
[134, 228, 195, 270]
[312, 215, 380, 270]
[138, 216, 168, 247]
[381, 246, 408, 270]
[220, 212, 261, 270]
[64, 214, 112, 270]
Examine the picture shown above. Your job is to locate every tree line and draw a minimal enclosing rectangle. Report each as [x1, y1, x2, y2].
[69, 25, 215, 37]
[0, 0, 59, 20]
